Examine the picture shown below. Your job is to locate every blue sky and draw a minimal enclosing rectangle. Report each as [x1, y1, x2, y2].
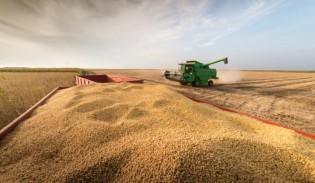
[0, 0, 314, 70]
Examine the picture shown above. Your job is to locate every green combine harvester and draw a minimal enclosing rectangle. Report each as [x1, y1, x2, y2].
[163, 57, 228, 87]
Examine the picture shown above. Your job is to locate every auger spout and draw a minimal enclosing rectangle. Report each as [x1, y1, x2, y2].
[201, 57, 228, 68]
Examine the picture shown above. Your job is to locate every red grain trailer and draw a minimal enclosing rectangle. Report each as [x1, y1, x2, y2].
[75, 74, 143, 85]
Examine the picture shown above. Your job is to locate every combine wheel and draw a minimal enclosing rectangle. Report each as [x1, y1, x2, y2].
[180, 77, 188, 85]
[208, 80, 213, 87]
[192, 78, 201, 87]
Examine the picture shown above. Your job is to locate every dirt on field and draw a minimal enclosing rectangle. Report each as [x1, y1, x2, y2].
[1, 83, 314, 182]
[91, 69, 315, 134]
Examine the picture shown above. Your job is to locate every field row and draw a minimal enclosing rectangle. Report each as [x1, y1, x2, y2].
[0, 72, 77, 129]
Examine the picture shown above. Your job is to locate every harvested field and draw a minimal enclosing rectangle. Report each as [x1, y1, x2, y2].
[91, 69, 315, 134]
[1, 83, 314, 182]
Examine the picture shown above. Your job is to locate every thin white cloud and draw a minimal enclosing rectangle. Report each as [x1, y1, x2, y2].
[202, 0, 285, 46]
[0, 0, 286, 68]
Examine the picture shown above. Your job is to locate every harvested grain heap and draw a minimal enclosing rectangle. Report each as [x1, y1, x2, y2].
[1, 83, 315, 182]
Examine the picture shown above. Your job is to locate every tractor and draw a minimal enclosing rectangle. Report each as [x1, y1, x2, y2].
[163, 57, 228, 87]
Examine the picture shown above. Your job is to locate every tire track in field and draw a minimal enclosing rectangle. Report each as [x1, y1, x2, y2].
[266, 98, 279, 114]
[253, 79, 315, 88]
[251, 82, 315, 98]
[225, 77, 312, 86]
[231, 78, 314, 89]
[226, 79, 315, 98]
[274, 81, 315, 89]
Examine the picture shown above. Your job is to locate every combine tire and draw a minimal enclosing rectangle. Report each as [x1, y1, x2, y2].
[208, 80, 213, 87]
[180, 77, 188, 85]
[192, 78, 201, 87]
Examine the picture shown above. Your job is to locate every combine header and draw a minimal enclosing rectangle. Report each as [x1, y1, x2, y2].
[164, 57, 228, 87]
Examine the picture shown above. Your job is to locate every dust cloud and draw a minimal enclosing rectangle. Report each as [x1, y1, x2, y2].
[217, 70, 243, 84]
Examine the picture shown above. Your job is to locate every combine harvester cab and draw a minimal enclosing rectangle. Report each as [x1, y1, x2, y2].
[164, 57, 228, 87]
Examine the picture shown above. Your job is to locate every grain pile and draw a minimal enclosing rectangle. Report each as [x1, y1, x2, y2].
[0, 83, 315, 182]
